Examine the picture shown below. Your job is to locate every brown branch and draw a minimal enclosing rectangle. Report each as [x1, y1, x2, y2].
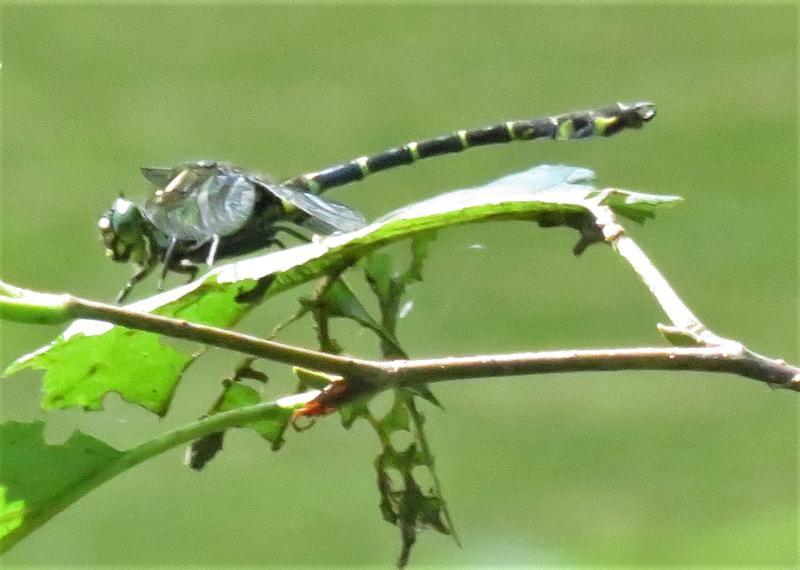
[63, 296, 799, 394]
[71, 298, 383, 379]
[384, 346, 800, 391]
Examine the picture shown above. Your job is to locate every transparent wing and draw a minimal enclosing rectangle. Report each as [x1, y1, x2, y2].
[264, 183, 367, 234]
[143, 164, 256, 243]
[196, 173, 257, 237]
[140, 166, 177, 188]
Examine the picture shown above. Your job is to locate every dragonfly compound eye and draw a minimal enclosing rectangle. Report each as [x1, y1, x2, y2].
[98, 213, 128, 261]
[98, 198, 149, 262]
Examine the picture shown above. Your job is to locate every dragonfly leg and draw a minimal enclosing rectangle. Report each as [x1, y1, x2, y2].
[173, 259, 199, 283]
[205, 235, 220, 266]
[158, 237, 179, 290]
[117, 260, 157, 304]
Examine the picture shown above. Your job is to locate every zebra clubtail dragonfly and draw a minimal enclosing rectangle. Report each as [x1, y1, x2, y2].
[99, 101, 656, 302]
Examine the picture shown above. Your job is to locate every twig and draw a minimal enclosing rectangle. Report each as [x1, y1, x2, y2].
[612, 234, 729, 345]
[384, 346, 800, 390]
[81, 296, 382, 378]
[2, 282, 798, 393]
[613, 235, 703, 331]
[2, 210, 798, 397]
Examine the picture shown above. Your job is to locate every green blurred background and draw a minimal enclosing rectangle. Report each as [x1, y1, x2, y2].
[1, 4, 797, 567]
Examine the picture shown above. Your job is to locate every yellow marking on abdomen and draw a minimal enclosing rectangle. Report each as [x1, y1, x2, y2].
[407, 142, 420, 161]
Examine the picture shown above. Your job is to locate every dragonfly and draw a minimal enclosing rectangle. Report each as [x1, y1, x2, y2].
[99, 101, 656, 302]
[99, 161, 367, 303]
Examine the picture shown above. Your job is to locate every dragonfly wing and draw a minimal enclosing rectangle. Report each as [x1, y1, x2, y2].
[143, 168, 211, 242]
[196, 173, 257, 237]
[140, 166, 177, 187]
[143, 196, 208, 242]
[143, 165, 257, 245]
[266, 183, 367, 234]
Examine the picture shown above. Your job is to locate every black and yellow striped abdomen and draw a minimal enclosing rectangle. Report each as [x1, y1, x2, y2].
[288, 101, 655, 194]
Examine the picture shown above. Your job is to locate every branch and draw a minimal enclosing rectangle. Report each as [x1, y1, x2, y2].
[2, 281, 797, 394]
[613, 235, 703, 331]
[612, 235, 731, 345]
[2, 218, 798, 553]
[0, 282, 383, 379]
[385, 346, 800, 390]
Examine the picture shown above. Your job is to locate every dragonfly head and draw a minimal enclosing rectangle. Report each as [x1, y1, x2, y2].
[98, 197, 152, 264]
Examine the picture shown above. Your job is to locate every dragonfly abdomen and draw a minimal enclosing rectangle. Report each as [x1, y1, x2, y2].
[290, 101, 655, 194]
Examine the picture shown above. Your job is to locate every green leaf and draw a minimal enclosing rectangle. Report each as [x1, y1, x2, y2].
[597, 188, 683, 223]
[402, 232, 437, 286]
[313, 278, 404, 356]
[293, 367, 336, 390]
[0, 421, 122, 547]
[1, 396, 314, 550]
[156, 279, 264, 327]
[377, 391, 411, 434]
[5, 328, 192, 415]
[407, 384, 442, 409]
[188, 377, 294, 470]
[338, 399, 371, 429]
[362, 232, 435, 311]
[216, 382, 291, 449]
[377, 443, 429, 472]
[375, 442, 451, 568]
[4, 165, 680, 415]
[362, 252, 395, 303]
[2, 282, 258, 415]
[314, 279, 382, 331]
[657, 323, 705, 347]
